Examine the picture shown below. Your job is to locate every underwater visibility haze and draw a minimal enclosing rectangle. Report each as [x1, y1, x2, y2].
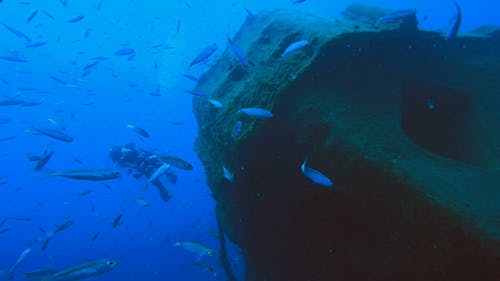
[0, 1, 499, 281]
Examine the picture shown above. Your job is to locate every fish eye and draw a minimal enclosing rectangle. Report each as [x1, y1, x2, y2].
[107, 260, 114, 265]
[208, 251, 216, 257]
[113, 171, 120, 176]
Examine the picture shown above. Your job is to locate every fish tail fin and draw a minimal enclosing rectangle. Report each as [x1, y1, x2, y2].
[301, 157, 308, 172]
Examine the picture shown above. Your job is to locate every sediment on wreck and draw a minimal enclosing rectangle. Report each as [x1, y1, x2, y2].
[193, 6, 500, 281]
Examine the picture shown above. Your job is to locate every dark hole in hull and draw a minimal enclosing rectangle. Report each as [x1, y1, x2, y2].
[401, 79, 476, 164]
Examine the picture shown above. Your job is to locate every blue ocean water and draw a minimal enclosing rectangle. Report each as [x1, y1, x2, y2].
[0, 1, 497, 280]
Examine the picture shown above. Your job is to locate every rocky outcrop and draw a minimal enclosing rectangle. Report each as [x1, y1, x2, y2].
[193, 6, 500, 281]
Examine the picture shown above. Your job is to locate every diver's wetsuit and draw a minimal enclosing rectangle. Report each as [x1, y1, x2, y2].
[109, 143, 175, 202]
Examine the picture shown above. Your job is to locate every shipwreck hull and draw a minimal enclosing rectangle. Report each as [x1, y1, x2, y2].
[193, 8, 500, 281]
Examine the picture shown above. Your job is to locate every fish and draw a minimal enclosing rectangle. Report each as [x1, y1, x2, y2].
[41, 219, 74, 251]
[240, 107, 273, 118]
[4, 248, 31, 280]
[10, 217, 32, 222]
[40, 10, 55, 20]
[232, 121, 242, 138]
[135, 199, 150, 207]
[156, 155, 193, 170]
[0, 118, 12, 124]
[0, 136, 16, 142]
[207, 99, 223, 108]
[96, 0, 104, 11]
[29, 127, 74, 142]
[91, 232, 100, 241]
[112, 214, 122, 228]
[67, 15, 85, 23]
[301, 158, 333, 187]
[0, 98, 25, 106]
[282, 40, 308, 58]
[49, 169, 121, 181]
[25, 41, 47, 48]
[114, 48, 135, 56]
[1, 23, 31, 42]
[174, 241, 216, 257]
[55, 219, 74, 234]
[223, 166, 234, 182]
[189, 43, 217, 67]
[23, 269, 58, 279]
[77, 189, 92, 196]
[182, 74, 198, 81]
[0, 55, 27, 62]
[23, 99, 44, 107]
[83, 60, 99, 72]
[0, 228, 10, 234]
[59, 0, 68, 7]
[28, 155, 42, 161]
[446, 2, 462, 40]
[17, 87, 37, 92]
[145, 163, 170, 188]
[227, 36, 249, 67]
[36, 259, 117, 281]
[185, 90, 207, 97]
[50, 76, 68, 85]
[244, 8, 255, 20]
[126, 124, 150, 138]
[375, 9, 417, 25]
[292, 0, 307, 4]
[92, 56, 109, 61]
[26, 9, 38, 23]
[176, 18, 181, 35]
[34, 150, 54, 171]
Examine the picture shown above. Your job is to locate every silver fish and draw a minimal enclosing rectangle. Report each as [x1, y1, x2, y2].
[301, 158, 333, 187]
[127, 124, 150, 138]
[1, 23, 32, 42]
[223, 166, 234, 182]
[375, 9, 417, 25]
[240, 108, 273, 118]
[189, 43, 217, 67]
[174, 241, 216, 257]
[30, 127, 73, 142]
[227, 36, 249, 67]
[49, 169, 120, 181]
[34, 150, 54, 171]
[157, 155, 193, 170]
[282, 40, 308, 58]
[23, 269, 58, 279]
[38, 259, 117, 281]
[4, 248, 31, 280]
[446, 2, 461, 40]
[207, 99, 223, 108]
[114, 48, 135, 56]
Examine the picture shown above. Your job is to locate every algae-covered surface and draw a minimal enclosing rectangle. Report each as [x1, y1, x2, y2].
[193, 6, 500, 281]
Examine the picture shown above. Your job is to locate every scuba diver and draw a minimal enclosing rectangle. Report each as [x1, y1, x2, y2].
[108, 143, 179, 202]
